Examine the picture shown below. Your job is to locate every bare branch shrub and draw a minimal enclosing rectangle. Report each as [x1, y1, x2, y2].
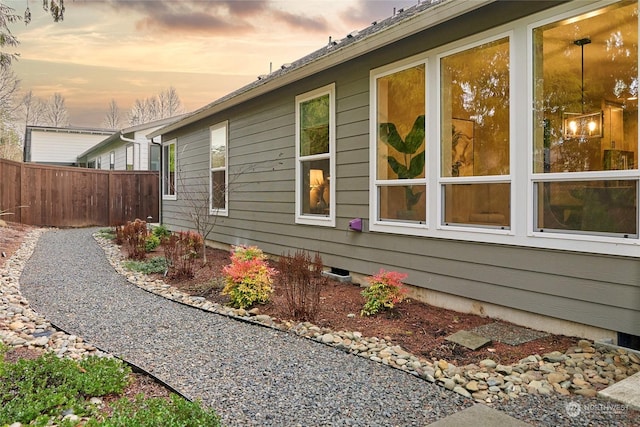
[163, 230, 203, 278]
[277, 250, 327, 322]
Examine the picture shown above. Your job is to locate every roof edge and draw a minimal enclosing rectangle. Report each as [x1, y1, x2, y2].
[149, 0, 493, 139]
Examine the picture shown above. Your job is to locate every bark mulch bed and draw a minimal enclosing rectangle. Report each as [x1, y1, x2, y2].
[157, 245, 580, 367]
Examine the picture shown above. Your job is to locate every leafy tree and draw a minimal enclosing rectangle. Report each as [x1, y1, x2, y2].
[23, 0, 64, 25]
[0, 2, 19, 68]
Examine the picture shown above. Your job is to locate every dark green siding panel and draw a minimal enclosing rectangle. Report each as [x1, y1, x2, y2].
[161, 1, 640, 336]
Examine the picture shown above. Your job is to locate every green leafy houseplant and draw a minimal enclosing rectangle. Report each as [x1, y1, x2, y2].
[379, 115, 426, 212]
[222, 246, 275, 309]
[361, 269, 408, 316]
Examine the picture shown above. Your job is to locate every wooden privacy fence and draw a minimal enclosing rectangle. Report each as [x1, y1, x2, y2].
[0, 159, 159, 227]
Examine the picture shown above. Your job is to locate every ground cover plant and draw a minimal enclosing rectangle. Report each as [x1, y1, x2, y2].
[0, 345, 220, 427]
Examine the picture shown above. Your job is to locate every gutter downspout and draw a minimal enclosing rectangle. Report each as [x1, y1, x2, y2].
[150, 137, 163, 225]
[121, 130, 160, 223]
[119, 132, 141, 170]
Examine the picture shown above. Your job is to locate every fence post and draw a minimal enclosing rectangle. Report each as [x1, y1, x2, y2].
[19, 161, 25, 224]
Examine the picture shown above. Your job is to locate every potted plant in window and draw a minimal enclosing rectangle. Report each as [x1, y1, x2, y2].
[379, 115, 425, 217]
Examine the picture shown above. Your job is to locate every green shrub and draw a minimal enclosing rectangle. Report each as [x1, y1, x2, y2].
[222, 246, 274, 308]
[152, 224, 172, 241]
[98, 394, 221, 427]
[123, 257, 168, 275]
[361, 269, 408, 316]
[145, 234, 161, 252]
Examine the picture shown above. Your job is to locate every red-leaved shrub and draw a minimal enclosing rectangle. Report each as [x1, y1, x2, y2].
[277, 250, 326, 321]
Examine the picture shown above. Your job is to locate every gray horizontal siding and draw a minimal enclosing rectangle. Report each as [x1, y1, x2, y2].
[162, 2, 640, 337]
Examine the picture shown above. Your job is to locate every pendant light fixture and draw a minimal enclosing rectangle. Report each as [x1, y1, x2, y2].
[563, 37, 603, 139]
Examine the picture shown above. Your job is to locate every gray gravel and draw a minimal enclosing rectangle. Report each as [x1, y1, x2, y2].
[18, 228, 639, 427]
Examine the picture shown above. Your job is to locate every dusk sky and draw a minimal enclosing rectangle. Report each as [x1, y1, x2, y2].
[7, 0, 416, 128]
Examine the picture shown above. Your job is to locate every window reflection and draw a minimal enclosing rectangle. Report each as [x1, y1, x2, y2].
[533, 2, 638, 173]
[536, 180, 637, 236]
[441, 38, 510, 177]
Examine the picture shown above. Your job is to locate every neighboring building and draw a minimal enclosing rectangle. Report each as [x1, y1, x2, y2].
[150, 1, 639, 345]
[77, 116, 186, 171]
[23, 126, 113, 166]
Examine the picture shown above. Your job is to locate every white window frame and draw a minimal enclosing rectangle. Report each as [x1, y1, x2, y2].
[295, 83, 336, 227]
[526, 0, 640, 254]
[210, 121, 229, 216]
[369, 53, 429, 233]
[162, 139, 177, 201]
[109, 151, 115, 170]
[366, 0, 639, 258]
[369, 54, 432, 235]
[437, 33, 514, 234]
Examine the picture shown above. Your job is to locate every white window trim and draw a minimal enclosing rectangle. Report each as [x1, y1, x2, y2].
[210, 121, 229, 216]
[369, 53, 430, 231]
[162, 139, 177, 201]
[367, 1, 639, 258]
[526, 0, 640, 250]
[295, 83, 336, 227]
[436, 31, 515, 234]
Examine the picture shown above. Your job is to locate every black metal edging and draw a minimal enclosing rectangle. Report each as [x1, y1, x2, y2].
[45, 321, 193, 403]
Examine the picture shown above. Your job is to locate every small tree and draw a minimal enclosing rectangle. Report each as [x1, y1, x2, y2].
[103, 99, 121, 129]
[177, 144, 283, 264]
[45, 92, 69, 127]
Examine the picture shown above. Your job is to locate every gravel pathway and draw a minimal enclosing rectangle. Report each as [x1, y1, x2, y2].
[19, 228, 471, 426]
[17, 228, 639, 427]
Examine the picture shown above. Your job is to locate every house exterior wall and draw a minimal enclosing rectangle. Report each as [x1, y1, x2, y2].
[81, 124, 165, 171]
[25, 128, 111, 166]
[161, 1, 639, 339]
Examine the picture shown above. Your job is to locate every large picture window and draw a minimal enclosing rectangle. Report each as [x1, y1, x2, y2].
[295, 84, 335, 226]
[162, 140, 176, 200]
[210, 122, 228, 215]
[373, 61, 426, 224]
[440, 37, 511, 228]
[532, 2, 638, 237]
